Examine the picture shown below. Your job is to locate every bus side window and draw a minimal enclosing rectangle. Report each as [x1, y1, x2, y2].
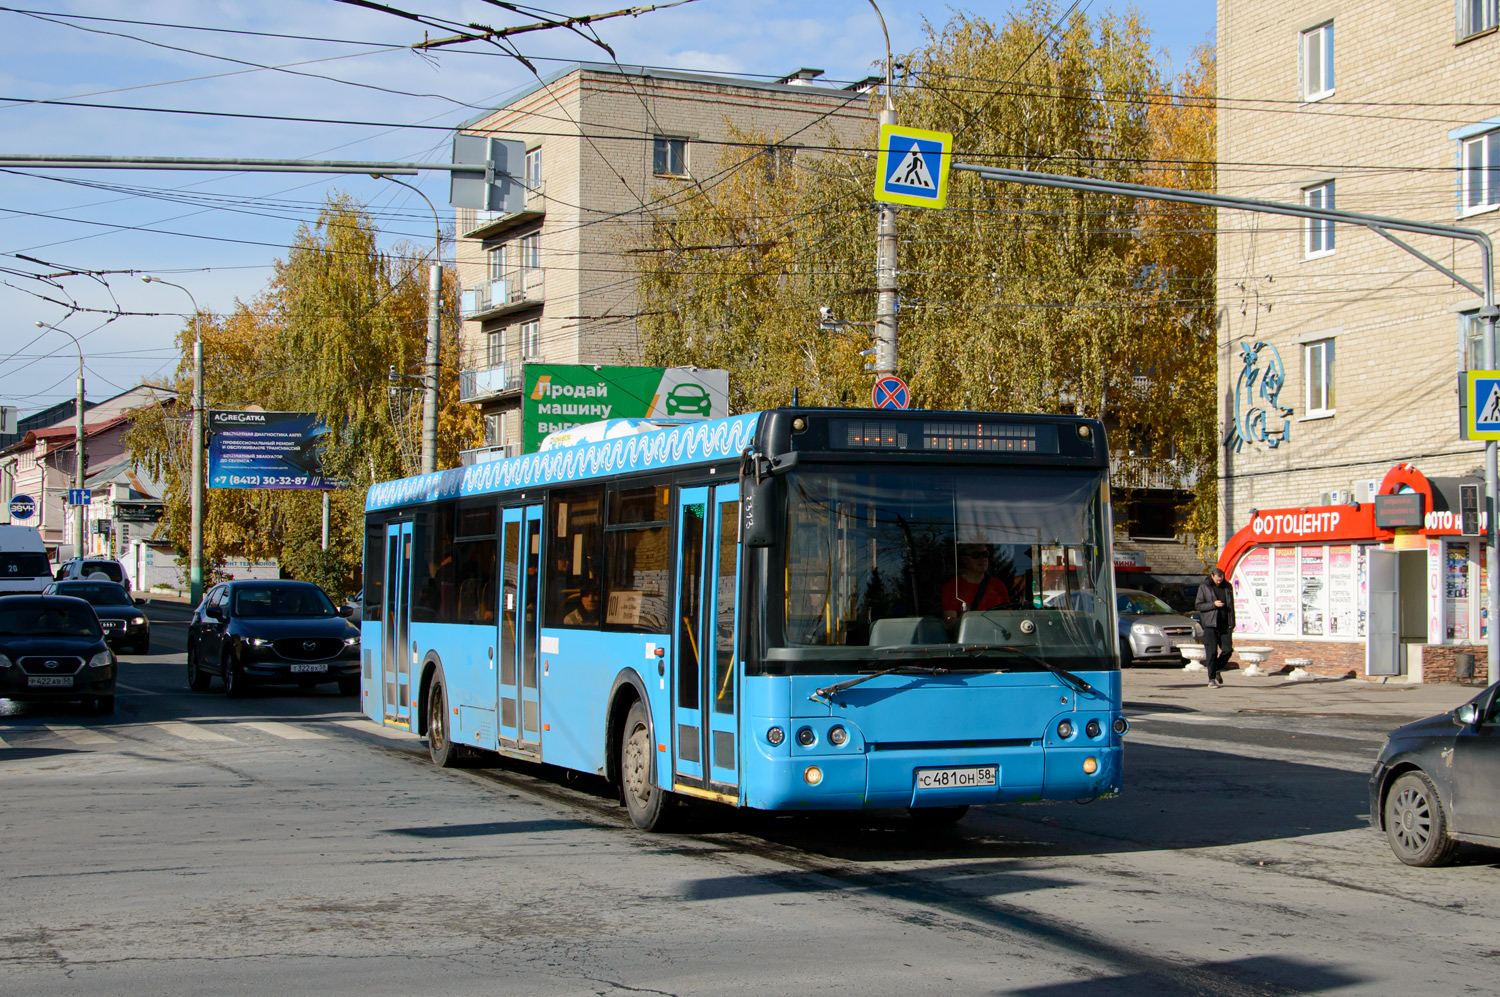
[604, 485, 671, 633]
[547, 487, 603, 627]
[363, 524, 385, 623]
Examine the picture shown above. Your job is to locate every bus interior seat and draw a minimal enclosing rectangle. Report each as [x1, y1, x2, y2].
[868, 616, 947, 647]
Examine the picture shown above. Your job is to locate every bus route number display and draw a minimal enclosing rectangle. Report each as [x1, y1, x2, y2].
[831, 419, 1060, 454]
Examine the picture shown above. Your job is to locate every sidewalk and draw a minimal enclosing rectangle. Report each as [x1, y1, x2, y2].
[1122, 664, 1481, 722]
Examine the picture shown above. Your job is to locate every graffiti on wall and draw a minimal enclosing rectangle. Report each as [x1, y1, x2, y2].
[1225, 340, 1293, 452]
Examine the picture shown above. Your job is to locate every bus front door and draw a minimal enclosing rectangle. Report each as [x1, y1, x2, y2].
[498, 505, 543, 753]
[672, 485, 741, 800]
[382, 521, 413, 728]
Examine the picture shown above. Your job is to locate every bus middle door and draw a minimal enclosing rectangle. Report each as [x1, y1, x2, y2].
[382, 521, 414, 728]
[498, 505, 543, 754]
[672, 485, 741, 801]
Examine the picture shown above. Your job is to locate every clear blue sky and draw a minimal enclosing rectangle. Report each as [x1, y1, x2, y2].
[0, 1, 1215, 418]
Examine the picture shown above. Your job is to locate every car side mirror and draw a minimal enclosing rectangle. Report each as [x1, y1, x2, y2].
[134, 597, 147, 605]
[1456, 703, 1481, 726]
[338, 605, 354, 618]
[206, 604, 225, 621]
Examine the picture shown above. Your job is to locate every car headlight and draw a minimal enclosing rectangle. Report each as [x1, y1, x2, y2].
[249, 637, 273, 647]
[344, 636, 360, 646]
[88, 650, 113, 669]
[1131, 623, 1161, 636]
[0, 653, 12, 670]
[130, 616, 146, 626]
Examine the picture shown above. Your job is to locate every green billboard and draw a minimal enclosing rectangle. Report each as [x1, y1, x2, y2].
[522, 364, 730, 452]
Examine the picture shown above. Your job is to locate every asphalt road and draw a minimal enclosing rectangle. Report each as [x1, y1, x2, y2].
[1, 603, 1496, 995]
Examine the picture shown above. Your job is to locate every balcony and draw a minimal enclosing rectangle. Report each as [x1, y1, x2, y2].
[1111, 453, 1200, 492]
[460, 267, 544, 321]
[459, 363, 523, 404]
[459, 442, 521, 465]
[458, 182, 546, 240]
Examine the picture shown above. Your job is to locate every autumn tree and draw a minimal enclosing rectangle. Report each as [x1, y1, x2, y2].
[633, 4, 1219, 552]
[127, 194, 483, 599]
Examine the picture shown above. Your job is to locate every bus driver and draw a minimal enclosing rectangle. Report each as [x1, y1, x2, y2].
[941, 543, 1013, 633]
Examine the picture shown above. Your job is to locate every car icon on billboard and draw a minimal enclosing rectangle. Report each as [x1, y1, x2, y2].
[664, 382, 712, 416]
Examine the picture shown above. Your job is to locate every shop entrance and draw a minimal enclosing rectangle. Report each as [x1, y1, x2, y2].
[1367, 548, 1428, 676]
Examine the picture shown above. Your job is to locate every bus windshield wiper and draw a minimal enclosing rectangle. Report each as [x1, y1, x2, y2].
[875, 643, 1095, 696]
[809, 665, 950, 704]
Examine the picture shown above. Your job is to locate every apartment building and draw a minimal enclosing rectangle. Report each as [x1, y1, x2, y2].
[451, 63, 875, 461]
[1216, 2, 1500, 681]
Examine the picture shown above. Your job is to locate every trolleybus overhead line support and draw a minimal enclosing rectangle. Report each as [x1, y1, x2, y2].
[951, 161, 1500, 673]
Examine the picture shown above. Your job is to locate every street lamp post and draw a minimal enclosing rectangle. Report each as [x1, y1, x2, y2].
[374, 175, 444, 475]
[34, 321, 85, 559]
[142, 276, 204, 606]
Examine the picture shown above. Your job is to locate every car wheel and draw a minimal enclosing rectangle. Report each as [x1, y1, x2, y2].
[908, 805, 969, 827]
[620, 699, 674, 831]
[91, 695, 115, 716]
[1384, 770, 1459, 867]
[1118, 637, 1133, 667]
[187, 645, 211, 692]
[222, 650, 248, 699]
[427, 671, 458, 768]
[338, 676, 360, 696]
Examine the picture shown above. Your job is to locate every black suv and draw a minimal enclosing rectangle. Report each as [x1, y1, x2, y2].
[0, 594, 116, 713]
[186, 580, 360, 697]
[44, 581, 150, 654]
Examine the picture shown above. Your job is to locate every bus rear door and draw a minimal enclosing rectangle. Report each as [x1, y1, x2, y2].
[672, 485, 741, 801]
[382, 521, 413, 728]
[498, 505, 543, 755]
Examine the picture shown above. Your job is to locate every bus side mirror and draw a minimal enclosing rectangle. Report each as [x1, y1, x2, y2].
[741, 475, 779, 548]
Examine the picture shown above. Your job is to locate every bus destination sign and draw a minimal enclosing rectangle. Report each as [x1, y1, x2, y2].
[831, 419, 1060, 454]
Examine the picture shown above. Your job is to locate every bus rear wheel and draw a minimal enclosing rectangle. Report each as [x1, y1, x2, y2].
[427, 671, 459, 768]
[621, 699, 672, 831]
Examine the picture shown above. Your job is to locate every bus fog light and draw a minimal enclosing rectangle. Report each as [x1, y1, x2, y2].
[803, 766, 823, 785]
[1083, 756, 1098, 775]
[1113, 717, 1129, 735]
[766, 726, 785, 746]
[796, 727, 816, 747]
[828, 725, 848, 747]
[1056, 719, 1074, 739]
[1085, 719, 1101, 739]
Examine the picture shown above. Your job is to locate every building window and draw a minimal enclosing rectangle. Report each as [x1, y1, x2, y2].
[1305, 338, 1336, 415]
[1300, 22, 1334, 101]
[1460, 0, 1498, 39]
[1304, 181, 1335, 257]
[519, 232, 540, 272]
[521, 319, 541, 358]
[487, 329, 506, 367]
[524, 146, 542, 190]
[762, 144, 795, 182]
[487, 246, 505, 281]
[1462, 130, 1500, 213]
[484, 412, 504, 447]
[653, 136, 686, 176]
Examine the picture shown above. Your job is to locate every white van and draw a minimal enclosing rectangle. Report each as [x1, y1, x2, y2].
[0, 525, 52, 595]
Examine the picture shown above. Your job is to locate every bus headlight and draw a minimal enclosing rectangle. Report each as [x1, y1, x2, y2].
[1113, 717, 1130, 735]
[828, 725, 848, 747]
[796, 727, 816, 747]
[803, 766, 823, 785]
[766, 726, 785, 746]
[1056, 719, 1074, 739]
[1085, 719, 1101, 739]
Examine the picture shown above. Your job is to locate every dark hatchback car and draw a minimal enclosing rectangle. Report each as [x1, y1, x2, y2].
[44, 581, 150, 654]
[1369, 681, 1500, 866]
[0, 594, 116, 714]
[186, 580, 359, 697]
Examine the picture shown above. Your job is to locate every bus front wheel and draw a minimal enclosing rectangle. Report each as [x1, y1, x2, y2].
[621, 699, 672, 831]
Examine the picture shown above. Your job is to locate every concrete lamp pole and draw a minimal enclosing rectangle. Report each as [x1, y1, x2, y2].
[34, 321, 86, 560]
[374, 175, 443, 475]
[869, 0, 898, 376]
[142, 276, 204, 607]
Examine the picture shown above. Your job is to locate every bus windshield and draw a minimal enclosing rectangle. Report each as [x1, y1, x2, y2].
[775, 465, 1113, 672]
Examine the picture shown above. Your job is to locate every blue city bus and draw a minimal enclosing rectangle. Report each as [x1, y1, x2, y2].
[361, 408, 1125, 830]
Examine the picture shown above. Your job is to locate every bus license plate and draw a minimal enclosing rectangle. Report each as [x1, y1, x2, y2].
[290, 664, 327, 674]
[28, 676, 73, 687]
[916, 766, 997, 790]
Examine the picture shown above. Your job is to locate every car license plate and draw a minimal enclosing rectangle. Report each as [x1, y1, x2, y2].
[915, 765, 997, 790]
[27, 676, 73, 688]
[289, 664, 327, 674]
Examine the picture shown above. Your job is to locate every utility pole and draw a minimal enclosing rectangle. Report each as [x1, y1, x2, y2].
[870, 0, 898, 376]
[376, 175, 444, 475]
[35, 321, 85, 559]
[142, 277, 204, 606]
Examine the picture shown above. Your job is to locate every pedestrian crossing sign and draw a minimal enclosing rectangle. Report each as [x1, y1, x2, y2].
[1468, 370, 1500, 439]
[875, 123, 952, 209]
